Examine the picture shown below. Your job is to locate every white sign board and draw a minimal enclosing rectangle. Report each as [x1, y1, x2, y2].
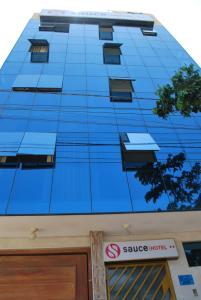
[40, 9, 153, 22]
[103, 239, 178, 262]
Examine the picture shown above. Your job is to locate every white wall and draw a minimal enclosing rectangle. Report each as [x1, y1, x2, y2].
[0, 231, 201, 299]
[105, 231, 201, 300]
[169, 236, 201, 300]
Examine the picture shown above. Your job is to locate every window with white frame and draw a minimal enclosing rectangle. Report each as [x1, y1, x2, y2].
[120, 133, 160, 170]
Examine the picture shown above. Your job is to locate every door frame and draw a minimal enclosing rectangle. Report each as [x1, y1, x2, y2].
[0, 247, 92, 300]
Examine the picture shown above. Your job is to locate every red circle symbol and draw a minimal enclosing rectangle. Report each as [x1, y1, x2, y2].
[105, 243, 121, 259]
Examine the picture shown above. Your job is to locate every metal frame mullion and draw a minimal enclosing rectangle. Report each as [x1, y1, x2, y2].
[141, 265, 164, 300]
[133, 266, 154, 299]
[109, 267, 127, 295]
[113, 266, 137, 300]
[121, 266, 145, 300]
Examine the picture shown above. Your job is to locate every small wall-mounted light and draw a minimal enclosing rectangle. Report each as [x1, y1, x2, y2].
[122, 223, 131, 234]
[30, 227, 39, 239]
[192, 289, 198, 297]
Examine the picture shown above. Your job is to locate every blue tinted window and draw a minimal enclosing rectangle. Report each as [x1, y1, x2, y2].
[7, 91, 35, 105]
[110, 79, 133, 102]
[0, 169, 16, 214]
[39, 23, 69, 33]
[86, 54, 103, 64]
[66, 53, 85, 64]
[90, 145, 120, 162]
[1, 63, 22, 75]
[42, 63, 64, 75]
[107, 65, 128, 77]
[147, 67, 169, 78]
[68, 36, 84, 44]
[7, 168, 52, 214]
[101, 32, 113, 40]
[110, 91, 132, 102]
[141, 29, 157, 36]
[121, 46, 138, 56]
[123, 55, 144, 66]
[127, 66, 149, 78]
[127, 171, 169, 211]
[50, 163, 91, 213]
[37, 75, 63, 90]
[12, 74, 63, 91]
[63, 76, 86, 92]
[7, 51, 27, 63]
[58, 111, 88, 132]
[18, 132, 56, 155]
[104, 55, 120, 65]
[49, 52, 66, 63]
[34, 93, 61, 106]
[134, 78, 155, 93]
[91, 163, 132, 212]
[12, 75, 40, 90]
[29, 40, 49, 63]
[0, 132, 24, 156]
[88, 110, 117, 132]
[103, 44, 122, 65]
[99, 30, 113, 40]
[0, 119, 28, 132]
[87, 77, 108, 92]
[68, 44, 85, 54]
[49, 43, 67, 52]
[183, 242, 201, 267]
[28, 119, 58, 133]
[142, 56, 162, 67]
[137, 47, 156, 56]
[64, 64, 86, 76]
[20, 63, 44, 74]
[0, 75, 16, 89]
[61, 95, 87, 106]
[0, 92, 9, 105]
[86, 65, 107, 76]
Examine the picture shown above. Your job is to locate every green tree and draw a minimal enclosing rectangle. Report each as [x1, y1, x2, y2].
[134, 153, 201, 210]
[153, 64, 201, 118]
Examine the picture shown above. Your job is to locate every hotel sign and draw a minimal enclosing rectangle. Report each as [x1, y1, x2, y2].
[40, 9, 153, 22]
[103, 239, 178, 262]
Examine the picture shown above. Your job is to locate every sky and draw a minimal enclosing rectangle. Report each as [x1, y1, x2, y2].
[0, 0, 201, 68]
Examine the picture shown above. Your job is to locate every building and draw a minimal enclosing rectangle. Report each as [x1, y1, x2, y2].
[0, 9, 200, 300]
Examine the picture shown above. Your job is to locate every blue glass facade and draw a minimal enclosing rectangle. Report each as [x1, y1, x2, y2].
[0, 13, 200, 215]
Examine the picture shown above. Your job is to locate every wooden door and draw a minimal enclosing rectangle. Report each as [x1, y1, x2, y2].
[0, 252, 89, 300]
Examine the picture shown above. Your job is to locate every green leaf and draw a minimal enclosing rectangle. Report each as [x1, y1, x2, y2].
[153, 64, 201, 118]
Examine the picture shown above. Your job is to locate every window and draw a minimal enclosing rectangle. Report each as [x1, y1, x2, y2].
[12, 75, 63, 92]
[106, 262, 176, 300]
[0, 132, 23, 167]
[103, 43, 122, 65]
[0, 156, 19, 167]
[0, 132, 56, 168]
[18, 132, 56, 168]
[109, 79, 133, 102]
[120, 133, 160, 170]
[141, 28, 157, 36]
[39, 23, 69, 33]
[29, 39, 49, 63]
[99, 25, 113, 40]
[183, 242, 201, 267]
